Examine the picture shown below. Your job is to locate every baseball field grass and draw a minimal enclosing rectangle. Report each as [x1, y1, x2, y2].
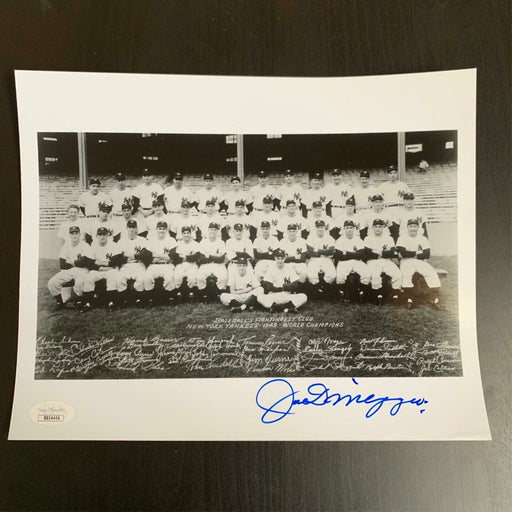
[35, 256, 462, 379]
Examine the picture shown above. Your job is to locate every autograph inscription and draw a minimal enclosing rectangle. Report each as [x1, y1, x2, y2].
[255, 378, 428, 424]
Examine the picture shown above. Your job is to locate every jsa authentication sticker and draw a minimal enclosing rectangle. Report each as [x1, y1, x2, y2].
[30, 402, 75, 425]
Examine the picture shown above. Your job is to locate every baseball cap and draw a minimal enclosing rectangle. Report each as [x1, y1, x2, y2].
[181, 200, 191, 208]
[97, 227, 109, 235]
[236, 256, 248, 265]
[260, 220, 271, 228]
[231, 175, 241, 182]
[121, 201, 132, 210]
[371, 194, 384, 202]
[208, 222, 220, 230]
[407, 218, 420, 226]
[204, 173, 214, 180]
[387, 165, 397, 173]
[287, 223, 298, 231]
[205, 199, 216, 206]
[403, 192, 415, 200]
[372, 218, 385, 226]
[360, 170, 370, 178]
[127, 220, 137, 228]
[258, 170, 267, 178]
[315, 220, 326, 227]
[152, 198, 164, 206]
[99, 202, 112, 212]
[274, 248, 286, 258]
[286, 199, 296, 206]
[262, 196, 273, 204]
[115, 172, 126, 181]
[346, 196, 356, 206]
[233, 223, 243, 231]
[69, 225, 80, 233]
[235, 199, 246, 207]
[284, 169, 294, 176]
[173, 172, 183, 180]
[89, 178, 101, 186]
[181, 226, 191, 233]
[332, 168, 341, 176]
[312, 200, 323, 208]
[311, 172, 322, 180]
[156, 221, 168, 229]
[344, 220, 356, 227]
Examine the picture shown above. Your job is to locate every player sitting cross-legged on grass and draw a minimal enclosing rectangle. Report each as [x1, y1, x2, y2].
[47, 225, 90, 310]
[172, 226, 201, 303]
[334, 219, 371, 302]
[80, 226, 123, 313]
[306, 219, 336, 298]
[220, 256, 264, 313]
[363, 218, 402, 305]
[396, 218, 441, 310]
[257, 248, 308, 313]
[196, 222, 228, 302]
[253, 220, 280, 280]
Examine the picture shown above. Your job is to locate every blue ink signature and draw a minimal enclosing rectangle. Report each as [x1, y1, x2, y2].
[255, 378, 428, 424]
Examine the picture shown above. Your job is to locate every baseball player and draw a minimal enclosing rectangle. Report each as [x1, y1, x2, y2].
[352, 171, 382, 213]
[169, 200, 200, 241]
[109, 172, 135, 217]
[196, 222, 228, 301]
[115, 219, 149, 307]
[248, 170, 279, 212]
[304, 201, 332, 239]
[394, 192, 428, 239]
[380, 165, 410, 219]
[361, 194, 393, 239]
[280, 223, 308, 284]
[163, 172, 195, 214]
[222, 175, 251, 215]
[278, 169, 304, 211]
[257, 249, 308, 313]
[301, 172, 329, 215]
[253, 220, 280, 280]
[197, 199, 225, 240]
[332, 196, 363, 239]
[132, 169, 164, 217]
[195, 173, 223, 213]
[84, 202, 121, 244]
[173, 226, 201, 302]
[223, 200, 255, 240]
[47, 225, 90, 309]
[225, 223, 255, 279]
[277, 199, 307, 240]
[57, 204, 85, 245]
[145, 198, 172, 239]
[396, 218, 441, 309]
[80, 226, 122, 312]
[220, 256, 264, 312]
[78, 178, 112, 218]
[364, 218, 402, 305]
[252, 196, 280, 238]
[306, 219, 336, 296]
[143, 221, 178, 306]
[334, 220, 371, 302]
[116, 202, 148, 239]
[326, 168, 353, 217]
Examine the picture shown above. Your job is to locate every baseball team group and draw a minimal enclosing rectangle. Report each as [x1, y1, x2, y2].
[47, 166, 442, 314]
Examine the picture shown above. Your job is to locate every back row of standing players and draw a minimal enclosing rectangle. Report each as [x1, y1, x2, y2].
[51, 166, 440, 311]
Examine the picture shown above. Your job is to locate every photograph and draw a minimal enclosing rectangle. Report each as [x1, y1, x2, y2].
[36, 130, 462, 380]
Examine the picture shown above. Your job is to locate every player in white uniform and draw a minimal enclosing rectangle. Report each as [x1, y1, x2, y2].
[394, 192, 428, 240]
[197, 199, 225, 240]
[364, 219, 402, 305]
[222, 175, 251, 215]
[133, 169, 164, 217]
[47, 225, 90, 308]
[257, 249, 308, 313]
[195, 173, 223, 213]
[116, 202, 148, 239]
[277, 199, 307, 240]
[252, 196, 280, 238]
[249, 171, 279, 212]
[396, 218, 441, 309]
[143, 221, 178, 306]
[220, 256, 264, 312]
[332, 196, 363, 240]
[380, 165, 411, 222]
[173, 226, 201, 301]
[306, 220, 336, 296]
[361, 194, 393, 239]
[78, 178, 112, 218]
[352, 171, 382, 213]
[326, 168, 353, 218]
[278, 169, 303, 211]
[115, 219, 148, 306]
[145, 199, 172, 239]
[80, 226, 122, 312]
[302, 172, 329, 215]
[304, 201, 332, 238]
[170, 200, 200, 241]
[163, 172, 195, 214]
[196, 222, 228, 300]
[84, 203, 121, 244]
[334, 220, 371, 302]
[253, 220, 280, 280]
[280, 224, 308, 284]
[223, 200, 254, 240]
[225, 223, 255, 279]
[109, 172, 135, 217]
[58, 204, 86, 245]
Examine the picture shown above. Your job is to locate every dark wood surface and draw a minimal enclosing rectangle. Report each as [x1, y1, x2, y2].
[0, 1, 510, 510]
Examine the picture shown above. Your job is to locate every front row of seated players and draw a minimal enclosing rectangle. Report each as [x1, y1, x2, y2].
[48, 216, 441, 312]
